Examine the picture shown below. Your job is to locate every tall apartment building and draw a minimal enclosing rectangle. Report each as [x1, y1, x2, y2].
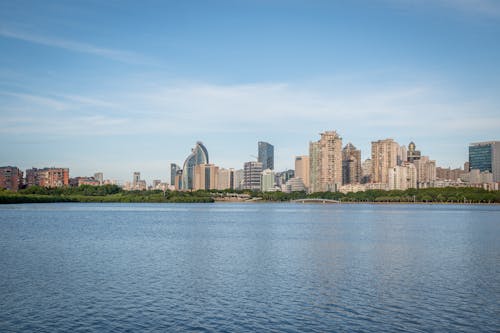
[243, 161, 263, 191]
[342, 143, 361, 185]
[309, 131, 343, 192]
[361, 159, 372, 184]
[0, 166, 23, 192]
[258, 141, 274, 170]
[398, 145, 408, 166]
[26, 167, 69, 188]
[371, 139, 399, 184]
[294, 156, 310, 189]
[217, 168, 234, 190]
[469, 141, 500, 182]
[413, 156, 436, 188]
[233, 169, 244, 190]
[388, 163, 417, 190]
[193, 164, 219, 190]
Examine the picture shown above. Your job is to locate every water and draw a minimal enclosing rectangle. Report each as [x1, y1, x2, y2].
[0, 203, 499, 332]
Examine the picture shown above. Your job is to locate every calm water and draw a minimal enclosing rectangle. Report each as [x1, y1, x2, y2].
[0, 203, 499, 332]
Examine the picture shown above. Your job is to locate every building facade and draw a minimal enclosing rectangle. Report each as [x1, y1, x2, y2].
[26, 167, 69, 188]
[258, 141, 274, 170]
[388, 163, 417, 190]
[413, 156, 436, 188]
[193, 164, 219, 190]
[0, 166, 23, 192]
[469, 141, 500, 182]
[294, 155, 310, 189]
[170, 163, 181, 186]
[309, 131, 343, 192]
[261, 169, 275, 192]
[407, 141, 421, 163]
[243, 161, 263, 191]
[371, 139, 399, 184]
[342, 143, 362, 185]
[217, 168, 234, 190]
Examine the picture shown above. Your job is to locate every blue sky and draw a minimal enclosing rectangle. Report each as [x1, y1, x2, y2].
[1, 0, 499, 183]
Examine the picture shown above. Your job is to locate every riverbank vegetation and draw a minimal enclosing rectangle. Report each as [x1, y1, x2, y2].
[0, 185, 498, 204]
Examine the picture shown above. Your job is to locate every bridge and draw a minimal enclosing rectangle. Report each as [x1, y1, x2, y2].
[290, 198, 340, 204]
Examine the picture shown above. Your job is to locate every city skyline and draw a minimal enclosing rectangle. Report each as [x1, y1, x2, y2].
[1, 1, 500, 183]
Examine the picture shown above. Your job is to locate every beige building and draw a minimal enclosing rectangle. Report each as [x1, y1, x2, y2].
[388, 163, 417, 190]
[371, 139, 399, 184]
[413, 156, 436, 188]
[217, 168, 234, 190]
[194, 164, 219, 190]
[294, 155, 310, 189]
[309, 131, 343, 192]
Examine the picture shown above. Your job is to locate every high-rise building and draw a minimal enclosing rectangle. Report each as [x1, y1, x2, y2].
[361, 159, 372, 184]
[295, 156, 309, 189]
[398, 145, 408, 166]
[309, 131, 343, 192]
[388, 163, 417, 190]
[258, 141, 274, 170]
[371, 139, 399, 184]
[407, 141, 421, 163]
[193, 164, 219, 190]
[182, 141, 209, 190]
[217, 168, 234, 190]
[243, 161, 263, 191]
[413, 156, 436, 188]
[469, 141, 500, 182]
[342, 143, 362, 185]
[233, 169, 244, 190]
[0, 166, 23, 192]
[261, 169, 275, 192]
[25, 167, 69, 188]
[170, 163, 181, 186]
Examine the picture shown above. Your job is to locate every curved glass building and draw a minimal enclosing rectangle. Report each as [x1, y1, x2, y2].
[182, 141, 209, 190]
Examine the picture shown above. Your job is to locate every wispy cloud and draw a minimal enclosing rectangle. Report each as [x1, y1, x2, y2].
[0, 28, 153, 64]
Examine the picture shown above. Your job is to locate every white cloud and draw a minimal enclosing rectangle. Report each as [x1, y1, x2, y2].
[0, 28, 153, 64]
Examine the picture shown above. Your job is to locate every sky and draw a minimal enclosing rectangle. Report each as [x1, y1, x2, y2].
[1, 0, 499, 184]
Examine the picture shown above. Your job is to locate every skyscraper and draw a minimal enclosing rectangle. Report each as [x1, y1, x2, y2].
[309, 131, 343, 192]
[371, 139, 399, 184]
[469, 141, 500, 182]
[342, 143, 362, 185]
[170, 163, 180, 186]
[182, 141, 209, 190]
[258, 141, 274, 170]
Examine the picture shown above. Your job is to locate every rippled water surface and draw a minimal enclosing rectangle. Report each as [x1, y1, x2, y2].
[1, 203, 499, 332]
